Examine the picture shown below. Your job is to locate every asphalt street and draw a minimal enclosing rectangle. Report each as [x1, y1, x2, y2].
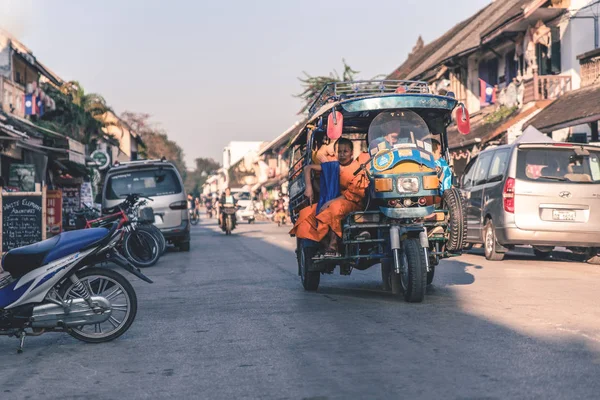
[1, 218, 600, 400]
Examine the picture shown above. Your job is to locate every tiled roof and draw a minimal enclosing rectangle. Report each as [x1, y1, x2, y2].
[480, 1, 529, 41]
[387, 16, 476, 80]
[448, 102, 548, 149]
[407, 0, 532, 80]
[527, 84, 600, 132]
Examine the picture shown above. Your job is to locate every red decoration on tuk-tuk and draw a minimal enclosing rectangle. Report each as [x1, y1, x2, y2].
[456, 104, 470, 135]
[327, 111, 343, 140]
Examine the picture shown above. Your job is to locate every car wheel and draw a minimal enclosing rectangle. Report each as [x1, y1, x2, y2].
[484, 220, 504, 261]
[533, 247, 553, 259]
[586, 248, 600, 264]
[179, 241, 190, 252]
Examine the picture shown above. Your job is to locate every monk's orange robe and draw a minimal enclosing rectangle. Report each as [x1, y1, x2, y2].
[291, 153, 369, 241]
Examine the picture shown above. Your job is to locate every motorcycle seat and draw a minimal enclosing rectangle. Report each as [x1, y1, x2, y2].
[2, 228, 110, 279]
[102, 205, 122, 215]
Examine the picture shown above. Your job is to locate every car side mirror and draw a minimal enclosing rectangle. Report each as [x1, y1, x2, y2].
[94, 193, 102, 204]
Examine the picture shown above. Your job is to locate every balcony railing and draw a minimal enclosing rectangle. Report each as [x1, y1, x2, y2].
[523, 72, 572, 104]
[0, 77, 26, 118]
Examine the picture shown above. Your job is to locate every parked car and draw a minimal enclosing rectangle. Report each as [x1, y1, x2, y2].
[232, 189, 256, 223]
[459, 142, 600, 263]
[101, 158, 191, 251]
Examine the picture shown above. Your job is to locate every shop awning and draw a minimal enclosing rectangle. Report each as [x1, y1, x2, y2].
[258, 121, 304, 157]
[526, 84, 600, 133]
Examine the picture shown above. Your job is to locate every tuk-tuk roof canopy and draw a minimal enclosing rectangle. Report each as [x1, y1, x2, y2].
[308, 80, 430, 116]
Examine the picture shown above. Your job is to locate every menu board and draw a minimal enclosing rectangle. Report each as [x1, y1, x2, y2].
[1, 191, 46, 252]
[46, 189, 63, 237]
[61, 186, 81, 229]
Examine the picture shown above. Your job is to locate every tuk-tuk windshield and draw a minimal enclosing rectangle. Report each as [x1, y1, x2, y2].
[368, 110, 433, 154]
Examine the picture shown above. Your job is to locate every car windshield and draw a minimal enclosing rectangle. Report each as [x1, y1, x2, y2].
[235, 192, 251, 201]
[367, 110, 433, 154]
[517, 148, 600, 183]
[106, 168, 183, 200]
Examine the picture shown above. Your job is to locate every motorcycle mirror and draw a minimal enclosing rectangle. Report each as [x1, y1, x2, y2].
[327, 110, 343, 140]
[456, 103, 471, 135]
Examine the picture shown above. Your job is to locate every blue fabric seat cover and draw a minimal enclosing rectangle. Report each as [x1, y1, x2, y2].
[1, 228, 109, 278]
[43, 228, 109, 264]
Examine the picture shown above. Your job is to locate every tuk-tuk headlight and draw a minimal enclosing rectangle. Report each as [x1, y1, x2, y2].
[397, 177, 420, 193]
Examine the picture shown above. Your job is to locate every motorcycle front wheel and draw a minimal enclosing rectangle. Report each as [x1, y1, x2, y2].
[190, 211, 200, 225]
[59, 267, 138, 343]
[123, 229, 160, 267]
[225, 215, 232, 235]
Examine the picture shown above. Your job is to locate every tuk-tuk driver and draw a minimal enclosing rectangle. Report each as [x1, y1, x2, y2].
[431, 139, 452, 193]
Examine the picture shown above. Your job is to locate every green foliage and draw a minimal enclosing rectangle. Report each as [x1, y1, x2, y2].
[296, 59, 359, 114]
[483, 106, 518, 125]
[185, 157, 221, 196]
[120, 111, 187, 180]
[37, 81, 115, 145]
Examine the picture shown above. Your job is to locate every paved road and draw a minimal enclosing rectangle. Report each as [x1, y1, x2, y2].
[1, 219, 600, 399]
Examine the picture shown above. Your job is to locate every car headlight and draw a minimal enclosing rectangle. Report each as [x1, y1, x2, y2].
[397, 177, 420, 193]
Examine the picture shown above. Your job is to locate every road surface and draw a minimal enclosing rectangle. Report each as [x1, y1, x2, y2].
[1, 218, 600, 399]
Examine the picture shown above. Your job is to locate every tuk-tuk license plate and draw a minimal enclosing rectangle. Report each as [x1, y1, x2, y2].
[552, 210, 575, 221]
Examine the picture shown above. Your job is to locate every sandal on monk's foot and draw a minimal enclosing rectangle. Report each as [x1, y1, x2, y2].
[322, 251, 341, 259]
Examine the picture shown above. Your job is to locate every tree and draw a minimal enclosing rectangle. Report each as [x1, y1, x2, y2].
[120, 111, 187, 179]
[295, 59, 359, 114]
[185, 157, 221, 196]
[38, 81, 117, 145]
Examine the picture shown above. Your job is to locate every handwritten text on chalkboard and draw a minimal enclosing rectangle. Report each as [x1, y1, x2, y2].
[2, 195, 43, 252]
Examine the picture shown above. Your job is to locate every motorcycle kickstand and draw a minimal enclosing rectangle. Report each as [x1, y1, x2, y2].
[16, 330, 26, 354]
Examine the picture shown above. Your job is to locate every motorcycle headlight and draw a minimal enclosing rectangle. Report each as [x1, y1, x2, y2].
[397, 177, 420, 193]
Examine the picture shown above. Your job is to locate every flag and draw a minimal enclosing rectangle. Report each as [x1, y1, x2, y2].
[479, 79, 496, 106]
[24, 94, 36, 115]
[36, 97, 45, 117]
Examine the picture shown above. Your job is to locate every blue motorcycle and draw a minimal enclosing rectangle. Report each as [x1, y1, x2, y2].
[0, 223, 152, 352]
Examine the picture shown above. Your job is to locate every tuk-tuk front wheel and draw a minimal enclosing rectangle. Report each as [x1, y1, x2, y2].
[393, 238, 427, 303]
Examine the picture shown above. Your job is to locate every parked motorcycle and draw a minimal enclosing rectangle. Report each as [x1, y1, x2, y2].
[221, 204, 237, 235]
[0, 223, 152, 353]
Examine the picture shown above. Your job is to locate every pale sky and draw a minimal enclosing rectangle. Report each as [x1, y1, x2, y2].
[0, 0, 490, 168]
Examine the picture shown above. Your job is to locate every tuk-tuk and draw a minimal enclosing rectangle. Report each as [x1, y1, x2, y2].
[287, 80, 470, 302]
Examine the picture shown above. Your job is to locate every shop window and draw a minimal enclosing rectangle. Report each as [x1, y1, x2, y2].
[505, 50, 518, 84]
[478, 58, 499, 86]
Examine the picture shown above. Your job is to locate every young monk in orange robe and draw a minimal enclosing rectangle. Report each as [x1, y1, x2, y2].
[290, 138, 369, 257]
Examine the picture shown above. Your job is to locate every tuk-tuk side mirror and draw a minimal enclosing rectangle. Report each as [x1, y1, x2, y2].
[327, 111, 343, 140]
[456, 103, 470, 135]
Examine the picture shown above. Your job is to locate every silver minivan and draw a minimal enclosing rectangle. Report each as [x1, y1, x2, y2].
[460, 142, 600, 263]
[101, 159, 190, 251]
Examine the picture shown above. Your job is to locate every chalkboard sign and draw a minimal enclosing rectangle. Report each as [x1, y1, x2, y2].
[1, 190, 46, 253]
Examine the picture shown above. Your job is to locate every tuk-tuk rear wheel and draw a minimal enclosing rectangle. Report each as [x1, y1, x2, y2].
[299, 245, 320, 291]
